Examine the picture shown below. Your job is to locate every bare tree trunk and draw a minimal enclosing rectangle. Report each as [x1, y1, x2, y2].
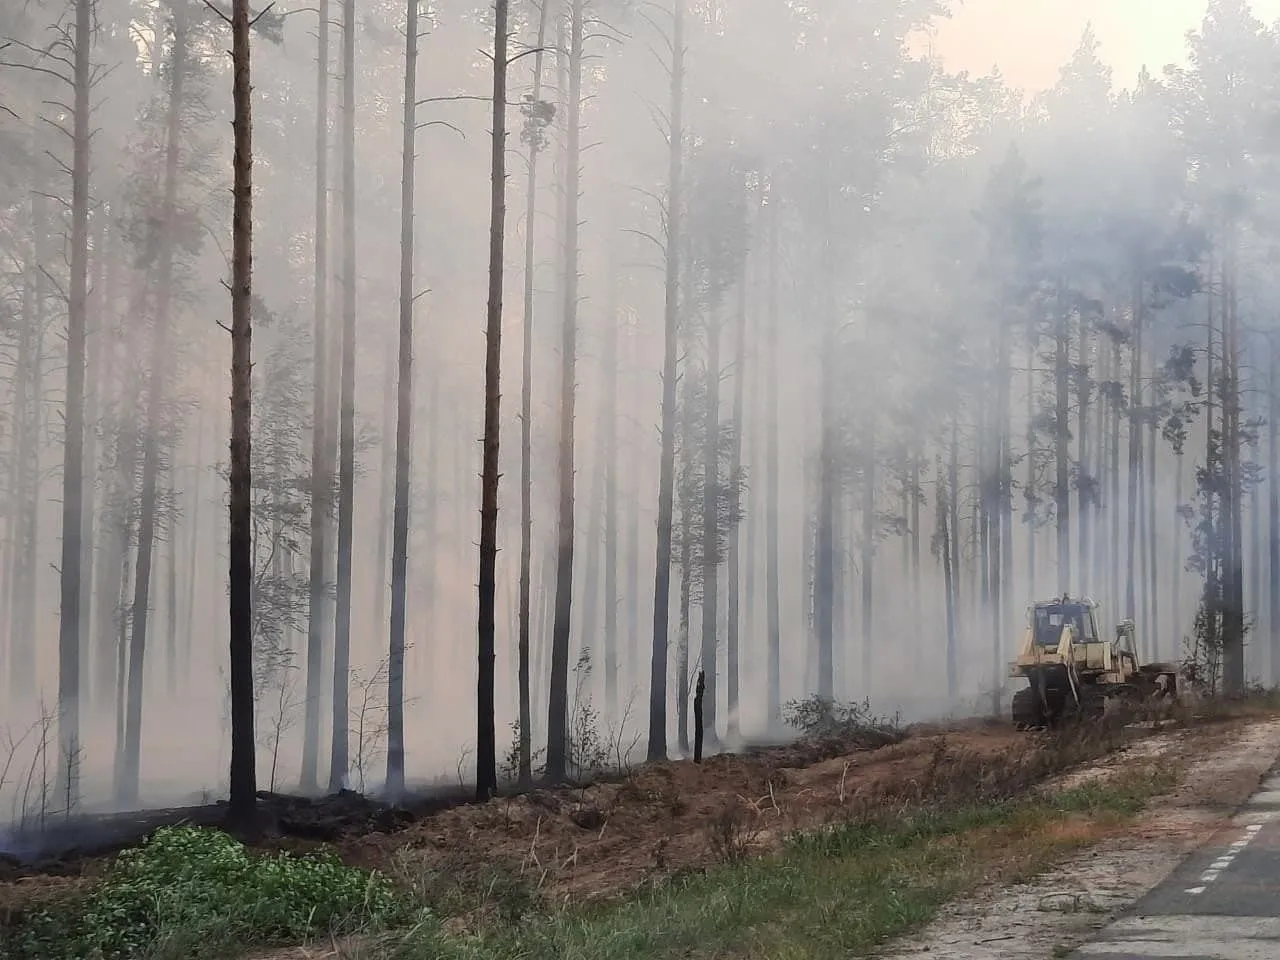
[726, 275, 746, 739]
[165, 486, 179, 691]
[764, 198, 780, 727]
[80, 209, 108, 707]
[1149, 419, 1161, 657]
[1125, 283, 1142, 623]
[11, 200, 45, 708]
[1266, 340, 1280, 680]
[1109, 334, 1122, 616]
[625, 319, 642, 697]
[228, 0, 258, 831]
[546, 0, 583, 782]
[1026, 338, 1037, 595]
[1077, 325, 1091, 590]
[603, 289, 619, 718]
[386, 0, 419, 801]
[1054, 295, 1070, 594]
[517, 0, 554, 787]
[329, 0, 358, 792]
[120, 8, 190, 805]
[56, 0, 92, 805]
[301, 0, 330, 794]
[646, 0, 683, 761]
[476, 0, 509, 800]
[939, 457, 958, 699]
[701, 314, 722, 745]
[373, 333, 396, 642]
[859, 442, 875, 691]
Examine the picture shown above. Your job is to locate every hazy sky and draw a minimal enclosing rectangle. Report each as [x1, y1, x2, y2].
[935, 0, 1280, 93]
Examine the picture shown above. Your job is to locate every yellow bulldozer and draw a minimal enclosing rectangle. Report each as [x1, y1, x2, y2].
[1009, 595, 1179, 729]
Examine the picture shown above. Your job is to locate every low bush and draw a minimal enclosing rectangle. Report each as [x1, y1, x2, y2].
[2, 825, 414, 960]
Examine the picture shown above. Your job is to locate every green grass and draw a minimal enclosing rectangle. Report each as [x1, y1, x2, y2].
[391, 767, 1177, 960]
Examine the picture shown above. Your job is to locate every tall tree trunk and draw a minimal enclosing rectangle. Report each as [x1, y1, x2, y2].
[603, 289, 619, 718]
[814, 215, 837, 701]
[764, 195, 781, 728]
[859, 443, 875, 690]
[1148, 419, 1161, 657]
[1026, 339, 1037, 595]
[373, 334, 396, 642]
[545, 0, 583, 782]
[120, 8, 189, 805]
[1223, 237, 1245, 693]
[80, 210, 108, 708]
[726, 276, 746, 739]
[647, 0, 683, 761]
[386, 0, 419, 801]
[579, 402, 605, 673]
[701, 316, 722, 744]
[1054, 296, 1070, 594]
[1109, 334, 1122, 616]
[329, 0, 358, 791]
[301, 0, 331, 794]
[939, 458, 958, 699]
[1269, 339, 1280, 681]
[57, 0, 92, 805]
[8, 231, 38, 706]
[625, 320, 642, 696]
[228, 0, 258, 830]
[1076, 328, 1091, 591]
[992, 300, 1011, 715]
[1125, 283, 1143, 623]
[517, 0, 554, 787]
[476, 0, 509, 800]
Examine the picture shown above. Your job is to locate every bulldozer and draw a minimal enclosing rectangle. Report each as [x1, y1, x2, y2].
[1009, 595, 1179, 729]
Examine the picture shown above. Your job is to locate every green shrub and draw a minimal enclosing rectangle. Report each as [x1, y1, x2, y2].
[4, 825, 414, 959]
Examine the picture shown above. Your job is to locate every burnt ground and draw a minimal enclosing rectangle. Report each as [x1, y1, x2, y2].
[1, 708, 1271, 940]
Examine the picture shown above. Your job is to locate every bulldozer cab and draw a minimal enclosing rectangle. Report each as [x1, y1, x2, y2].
[1031, 599, 1096, 648]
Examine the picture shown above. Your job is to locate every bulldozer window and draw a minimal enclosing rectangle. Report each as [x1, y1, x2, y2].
[1034, 604, 1094, 645]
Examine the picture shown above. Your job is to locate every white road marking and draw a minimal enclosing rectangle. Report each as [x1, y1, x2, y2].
[1184, 823, 1262, 895]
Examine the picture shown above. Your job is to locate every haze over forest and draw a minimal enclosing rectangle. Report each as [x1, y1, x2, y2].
[1, 0, 1279, 818]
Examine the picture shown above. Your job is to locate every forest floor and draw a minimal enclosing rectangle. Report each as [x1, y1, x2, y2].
[3, 698, 1280, 959]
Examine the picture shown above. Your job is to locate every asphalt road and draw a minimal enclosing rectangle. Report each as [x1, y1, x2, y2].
[1070, 769, 1280, 960]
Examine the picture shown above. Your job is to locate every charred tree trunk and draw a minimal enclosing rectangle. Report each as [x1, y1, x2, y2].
[301, 0, 330, 794]
[329, 0, 358, 792]
[228, 0, 258, 831]
[56, 0, 92, 804]
[386, 0, 419, 801]
[517, 0, 554, 788]
[545, 0, 583, 782]
[476, 0, 509, 800]
[647, 0, 683, 762]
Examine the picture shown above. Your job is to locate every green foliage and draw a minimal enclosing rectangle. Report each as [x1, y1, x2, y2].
[782, 694, 905, 747]
[3, 826, 413, 960]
